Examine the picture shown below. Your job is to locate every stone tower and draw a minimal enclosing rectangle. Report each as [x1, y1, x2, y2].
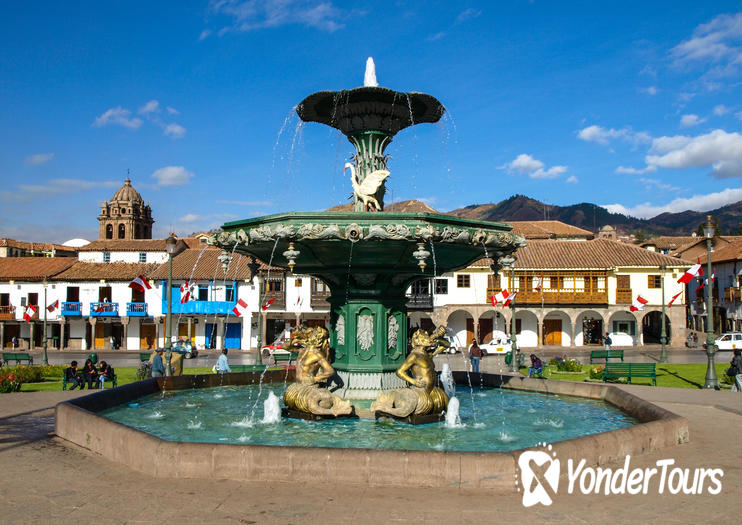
[98, 178, 154, 240]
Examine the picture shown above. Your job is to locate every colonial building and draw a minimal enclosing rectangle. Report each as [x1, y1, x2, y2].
[98, 178, 154, 240]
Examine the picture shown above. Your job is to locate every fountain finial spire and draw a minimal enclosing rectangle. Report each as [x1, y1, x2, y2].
[364, 57, 378, 87]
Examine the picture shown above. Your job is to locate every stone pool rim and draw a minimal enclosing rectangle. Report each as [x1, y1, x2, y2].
[55, 371, 689, 492]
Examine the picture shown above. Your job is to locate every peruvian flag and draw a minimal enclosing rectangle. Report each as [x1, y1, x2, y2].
[232, 298, 248, 317]
[23, 304, 37, 322]
[46, 299, 59, 313]
[504, 292, 517, 306]
[534, 274, 544, 292]
[696, 270, 715, 294]
[129, 275, 152, 292]
[180, 279, 198, 303]
[490, 289, 511, 306]
[668, 291, 683, 307]
[678, 263, 702, 284]
[629, 295, 649, 312]
[262, 297, 276, 311]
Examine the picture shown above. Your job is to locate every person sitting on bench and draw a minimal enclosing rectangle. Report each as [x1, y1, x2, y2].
[97, 361, 115, 389]
[528, 354, 543, 377]
[82, 358, 98, 389]
[64, 360, 83, 390]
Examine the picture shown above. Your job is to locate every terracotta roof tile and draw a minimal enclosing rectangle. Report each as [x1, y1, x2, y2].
[0, 258, 77, 280]
[0, 237, 77, 254]
[468, 239, 689, 270]
[149, 249, 262, 280]
[52, 262, 160, 281]
[642, 236, 699, 250]
[79, 239, 188, 252]
[711, 240, 742, 264]
[509, 221, 593, 239]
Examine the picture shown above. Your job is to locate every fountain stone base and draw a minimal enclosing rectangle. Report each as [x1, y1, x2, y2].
[334, 370, 407, 400]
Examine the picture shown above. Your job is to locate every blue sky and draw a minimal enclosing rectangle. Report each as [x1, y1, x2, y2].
[2, 1, 742, 243]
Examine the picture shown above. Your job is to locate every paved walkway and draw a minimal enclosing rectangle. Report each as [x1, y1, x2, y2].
[0, 383, 739, 523]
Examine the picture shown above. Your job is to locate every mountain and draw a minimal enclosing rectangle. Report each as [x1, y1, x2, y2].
[326, 200, 438, 213]
[447, 195, 742, 237]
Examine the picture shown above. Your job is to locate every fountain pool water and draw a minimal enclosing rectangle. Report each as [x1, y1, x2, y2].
[100, 384, 636, 452]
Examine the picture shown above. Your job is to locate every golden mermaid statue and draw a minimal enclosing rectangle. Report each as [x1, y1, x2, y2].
[283, 326, 352, 417]
[370, 325, 450, 418]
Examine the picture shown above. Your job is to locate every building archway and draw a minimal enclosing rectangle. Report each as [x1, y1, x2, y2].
[608, 311, 639, 346]
[446, 309, 474, 349]
[541, 310, 572, 346]
[642, 311, 671, 344]
[118, 223, 126, 239]
[514, 310, 539, 348]
[106, 224, 113, 239]
[575, 310, 605, 346]
[477, 310, 507, 343]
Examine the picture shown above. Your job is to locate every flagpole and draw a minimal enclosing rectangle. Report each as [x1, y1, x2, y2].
[660, 265, 667, 363]
[42, 277, 49, 366]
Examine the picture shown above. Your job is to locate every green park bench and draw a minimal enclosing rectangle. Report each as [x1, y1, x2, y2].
[62, 370, 118, 390]
[590, 349, 625, 364]
[2, 352, 33, 366]
[273, 352, 299, 366]
[139, 352, 153, 362]
[603, 362, 656, 386]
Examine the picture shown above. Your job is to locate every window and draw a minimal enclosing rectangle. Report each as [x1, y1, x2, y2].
[411, 279, 430, 295]
[264, 279, 282, 292]
[198, 285, 209, 301]
[0, 293, 9, 306]
[457, 274, 471, 288]
[435, 279, 448, 294]
[648, 275, 661, 288]
[616, 275, 630, 288]
[138, 252, 146, 263]
[103, 251, 110, 263]
[106, 224, 113, 239]
[66, 286, 80, 302]
[312, 279, 330, 293]
[295, 278, 302, 287]
[225, 284, 234, 302]
[118, 224, 126, 239]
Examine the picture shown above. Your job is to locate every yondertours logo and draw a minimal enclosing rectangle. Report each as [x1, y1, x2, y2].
[515, 443, 724, 507]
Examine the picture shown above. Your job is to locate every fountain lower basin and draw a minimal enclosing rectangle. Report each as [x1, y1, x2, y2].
[55, 372, 689, 491]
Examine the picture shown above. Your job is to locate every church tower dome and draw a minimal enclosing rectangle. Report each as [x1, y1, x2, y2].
[98, 178, 155, 240]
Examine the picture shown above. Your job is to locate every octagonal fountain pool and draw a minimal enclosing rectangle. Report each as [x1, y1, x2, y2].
[100, 383, 637, 452]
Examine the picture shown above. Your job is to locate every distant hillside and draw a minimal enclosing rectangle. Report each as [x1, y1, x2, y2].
[448, 195, 742, 237]
[327, 200, 438, 213]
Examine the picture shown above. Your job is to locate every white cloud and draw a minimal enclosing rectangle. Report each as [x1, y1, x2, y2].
[198, 29, 211, 41]
[503, 153, 567, 179]
[179, 213, 202, 223]
[645, 129, 742, 178]
[736, 110, 742, 121]
[671, 12, 742, 66]
[426, 32, 445, 41]
[640, 86, 659, 95]
[164, 123, 186, 138]
[92, 107, 143, 129]
[577, 125, 652, 146]
[615, 165, 657, 175]
[603, 187, 742, 219]
[1, 178, 119, 202]
[565, 175, 578, 184]
[713, 104, 731, 116]
[637, 178, 680, 192]
[138, 100, 160, 115]
[455, 8, 481, 24]
[25, 153, 54, 165]
[151, 166, 194, 187]
[166, 106, 180, 115]
[211, 0, 347, 33]
[680, 114, 707, 127]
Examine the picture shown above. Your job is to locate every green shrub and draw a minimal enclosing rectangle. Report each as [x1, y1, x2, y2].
[0, 365, 43, 382]
[549, 356, 583, 372]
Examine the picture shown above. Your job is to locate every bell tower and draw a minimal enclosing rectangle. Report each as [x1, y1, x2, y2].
[98, 178, 154, 240]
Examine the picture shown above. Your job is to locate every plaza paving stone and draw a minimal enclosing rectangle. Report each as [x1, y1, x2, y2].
[0, 383, 738, 523]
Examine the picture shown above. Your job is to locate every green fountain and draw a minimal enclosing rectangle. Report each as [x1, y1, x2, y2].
[213, 59, 522, 403]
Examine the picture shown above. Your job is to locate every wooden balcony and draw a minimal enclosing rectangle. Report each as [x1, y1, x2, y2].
[262, 291, 286, 311]
[0, 305, 14, 320]
[615, 288, 633, 304]
[511, 289, 608, 305]
[726, 287, 741, 302]
[310, 291, 330, 309]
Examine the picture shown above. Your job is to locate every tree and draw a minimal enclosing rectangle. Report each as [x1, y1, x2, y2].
[633, 230, 649, 244]
[696, 219, 721, 237]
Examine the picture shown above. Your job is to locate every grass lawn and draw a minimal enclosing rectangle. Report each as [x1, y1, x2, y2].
[521, 363, 732, 388]
[15, 363, 735, 392]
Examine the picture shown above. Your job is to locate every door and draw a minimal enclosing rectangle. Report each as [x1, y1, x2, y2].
[544, 319, 562, 345]
[5, 325, 20, 348]
[479, 318, 493, 343]
[94, 323, 106, 349]
[140, 324, 156, 350]
[225, 322, 241, 349]
[205, 323, 216, 349]
[465, 318, 474, 345]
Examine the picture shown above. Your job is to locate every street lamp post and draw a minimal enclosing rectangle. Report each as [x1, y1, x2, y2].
[164, 233, 178, 377]
[42, 277, 49, 366]
[702, 215, 718, 389]
[660, 265, 667, 364]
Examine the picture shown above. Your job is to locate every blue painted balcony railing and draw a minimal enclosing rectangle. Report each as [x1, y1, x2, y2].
[90, 302, 119, 317]
[61, 302, 82, 316]
[162, 300, 236, 315]
[126, 302, 148, 317]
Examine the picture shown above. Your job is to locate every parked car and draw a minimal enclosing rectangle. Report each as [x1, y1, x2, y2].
[714, 332, 742, 351]
[172, 339, 198, 358]
[480, 338, 512, 355]
[261, 336, 290, 359]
